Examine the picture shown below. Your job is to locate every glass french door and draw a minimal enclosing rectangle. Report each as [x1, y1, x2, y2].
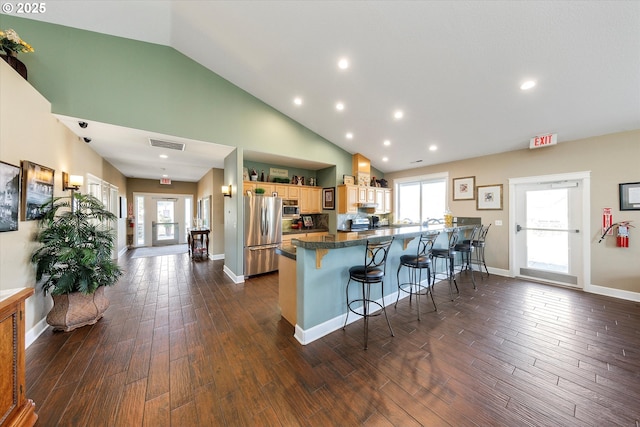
[153, 199, 178, 246]
[514, 180, 583, 287]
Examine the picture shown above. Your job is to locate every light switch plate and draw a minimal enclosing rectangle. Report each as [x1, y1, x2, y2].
[495, 220, 503, 226]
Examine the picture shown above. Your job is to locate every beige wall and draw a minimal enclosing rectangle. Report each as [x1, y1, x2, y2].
[386, 130, 640, 293]
[0, 61, 127, 334]
[197, 168, 225, 256]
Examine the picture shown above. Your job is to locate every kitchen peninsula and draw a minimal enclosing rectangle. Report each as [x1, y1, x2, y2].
[278, 224, 478, 345]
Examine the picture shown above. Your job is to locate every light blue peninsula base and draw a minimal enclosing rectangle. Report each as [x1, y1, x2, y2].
[289, 225, 476, 345]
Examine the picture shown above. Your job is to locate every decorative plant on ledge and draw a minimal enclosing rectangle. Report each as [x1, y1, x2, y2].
[31, 193, 122, 331]
[0, 28, 34, 56]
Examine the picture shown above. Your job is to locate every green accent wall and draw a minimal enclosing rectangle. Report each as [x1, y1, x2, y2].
[0, 15, 356, 179]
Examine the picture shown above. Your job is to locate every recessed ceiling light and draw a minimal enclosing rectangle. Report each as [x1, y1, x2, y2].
[383, 139, 391, 146]
[382, 157, 389, 162]
[346, 132, 353, 139]
[336, 102, 345, 111]
[429, 145, 438, 151]
[338, 58, 349, 70]
[520, 80, 536, 90]
[293, 97, 303, 106]
[162, 174, 168, 178]
[159, 154, 168, 159]
[394, 110, 404, 119]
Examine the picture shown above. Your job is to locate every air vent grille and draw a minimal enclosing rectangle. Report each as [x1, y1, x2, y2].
[149, 138, 185, 151]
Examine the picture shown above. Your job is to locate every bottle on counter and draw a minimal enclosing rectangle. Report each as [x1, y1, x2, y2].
[444, 208, 453, 228]
[260, 170, 265, 182]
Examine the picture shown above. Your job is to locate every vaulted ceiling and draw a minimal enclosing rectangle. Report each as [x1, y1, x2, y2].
[26, 1, 640, 181]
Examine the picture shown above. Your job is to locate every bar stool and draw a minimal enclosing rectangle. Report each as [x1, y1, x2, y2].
[470, 224, 491, 278]
[343, 238, 394, 349]
[431, 231, 459, 300]
[395, 232, 438, 320]
[453, 225, 481, 289]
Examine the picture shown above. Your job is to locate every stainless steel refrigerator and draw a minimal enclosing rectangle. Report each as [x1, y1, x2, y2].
[244, 196, 282, 276]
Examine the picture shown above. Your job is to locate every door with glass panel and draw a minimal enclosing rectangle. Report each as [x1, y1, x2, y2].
[514, 180, 583, 287]
[153, 199, 179, 246]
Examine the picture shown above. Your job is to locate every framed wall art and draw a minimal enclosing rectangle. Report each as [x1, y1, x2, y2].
[343, 174, 355, 185]
[322, 187, 335, 210]
[453, 176, 475, 200]
[477, 184, 503, 210]
[21, 160, 54, 221]
[619, 182, 640, 210]
[0, 161, 21, 232]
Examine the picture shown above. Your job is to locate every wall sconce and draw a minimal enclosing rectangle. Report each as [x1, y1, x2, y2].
[62, 172, 84, 191]
[221, 184, 232, 198]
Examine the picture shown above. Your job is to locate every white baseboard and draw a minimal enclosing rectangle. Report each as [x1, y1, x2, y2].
[223, 265, 245, 283]
[487, 267, 511, 277]
[118, 247, 128, 258]
[210, 253, 224, 261]
[584, 283, 640, 302]
[26, 317, 49, 348]
[294, 291, 400, 345]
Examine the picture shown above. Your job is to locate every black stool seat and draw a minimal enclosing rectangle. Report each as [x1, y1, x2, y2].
[399, 254, 431, 268]
[348, 266, 384, 281]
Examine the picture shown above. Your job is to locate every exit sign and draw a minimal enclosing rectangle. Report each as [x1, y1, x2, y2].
[160, 178, 171, 185]
[529, 133, 557, 149]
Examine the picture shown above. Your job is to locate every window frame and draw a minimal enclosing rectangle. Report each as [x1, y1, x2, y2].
[394, 172, 449, 225]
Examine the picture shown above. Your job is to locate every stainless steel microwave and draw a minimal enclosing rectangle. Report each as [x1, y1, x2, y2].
[282, 200, 300, 217]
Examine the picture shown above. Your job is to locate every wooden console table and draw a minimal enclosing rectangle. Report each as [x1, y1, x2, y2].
[0, 288, 37, 427]
[188, 228, 210, 260]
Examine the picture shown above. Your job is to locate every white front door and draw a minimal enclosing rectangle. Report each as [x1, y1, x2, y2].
[510, 172, 590, 288]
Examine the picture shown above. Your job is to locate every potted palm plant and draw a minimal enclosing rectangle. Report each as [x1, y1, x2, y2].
[31, 193, 122, 332]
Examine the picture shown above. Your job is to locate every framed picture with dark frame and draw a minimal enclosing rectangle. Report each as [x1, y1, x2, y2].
[21, 160, 54, 221]
[322, 187, 335, 210]
[477, 184, 503, 210]
[0, 161, 21, 232]
[619, 182, 640, 210]
[453, 176, 475, 200]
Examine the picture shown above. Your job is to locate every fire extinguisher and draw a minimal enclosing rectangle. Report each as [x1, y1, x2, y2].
[616, 222, 632, 248]
[598, 220, 634, 247]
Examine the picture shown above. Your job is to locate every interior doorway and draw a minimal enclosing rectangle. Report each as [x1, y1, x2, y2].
[509, 172, 591, 288]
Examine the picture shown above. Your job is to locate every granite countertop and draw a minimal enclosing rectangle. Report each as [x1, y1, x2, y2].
[292, 224, 475, 250]
[276, 245, 297, 260]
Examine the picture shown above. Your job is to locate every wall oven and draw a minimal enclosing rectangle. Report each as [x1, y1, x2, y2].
[282, 199, 300, 217]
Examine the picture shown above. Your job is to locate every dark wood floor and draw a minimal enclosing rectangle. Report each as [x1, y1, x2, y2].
[26, 251, 640, 426]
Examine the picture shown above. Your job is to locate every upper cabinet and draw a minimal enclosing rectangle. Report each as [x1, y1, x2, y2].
[339, 185, 392, 214]
[243, 181, 322, 214]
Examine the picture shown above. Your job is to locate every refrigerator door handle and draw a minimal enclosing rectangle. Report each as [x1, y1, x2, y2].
[248, 244, 279, 250]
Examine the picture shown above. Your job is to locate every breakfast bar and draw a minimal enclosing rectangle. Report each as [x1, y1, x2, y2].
[279, 224, 477, 345]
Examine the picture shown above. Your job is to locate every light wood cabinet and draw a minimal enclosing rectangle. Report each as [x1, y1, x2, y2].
[243, 182, 322, 213]
[357, 186, 367, 203]
[0, 288, 37, 427]
[375, 188, 393, 214]
[274, 184, 289, 198]
[384, 189, 392, 213]
[338, 185, 358, 214]
[287, 186, 300, 200]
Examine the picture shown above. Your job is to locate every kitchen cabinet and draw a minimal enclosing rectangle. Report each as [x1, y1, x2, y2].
[274, 184, 289, 198]
[300, 187, 322, 213]
[287, 185, 300, 200]
[0, 288, 37, 427]
[367, 188, 376, 204]
[338, 185, 358, 214]
[375, 188, 393, 214]
[357, 186, 367, 203]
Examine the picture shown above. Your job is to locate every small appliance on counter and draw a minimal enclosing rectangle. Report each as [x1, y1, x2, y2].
[349, 217, 370, 231]
[369, 215, 380, 228]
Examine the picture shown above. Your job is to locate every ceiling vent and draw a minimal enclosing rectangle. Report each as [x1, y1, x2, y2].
[149, 138, 185, 151]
